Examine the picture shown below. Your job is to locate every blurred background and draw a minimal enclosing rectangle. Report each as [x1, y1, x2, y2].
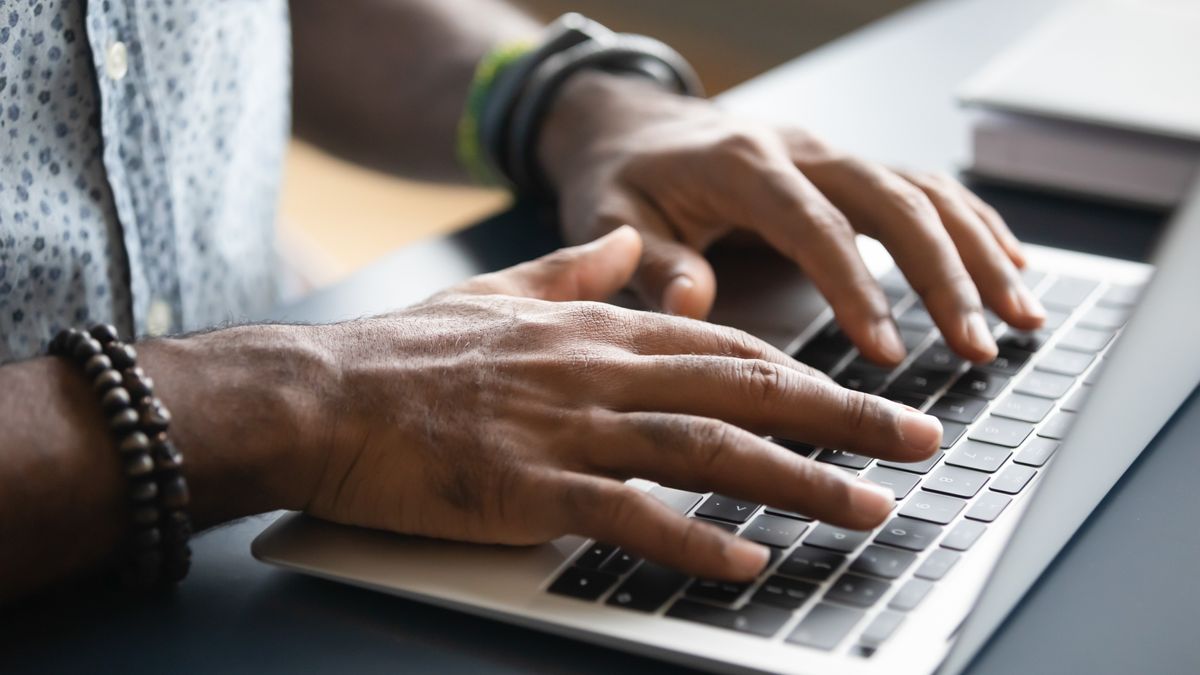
[279, 0, 915, 287]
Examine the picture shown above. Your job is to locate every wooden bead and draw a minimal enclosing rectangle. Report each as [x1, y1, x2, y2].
[159, 474, 191, 510]
[109, 407, 141, 435]
[64, 330, 86, 357]
[128, 478, 159, 503]
[88, 323, 120, 345]
[130, 503, 160, 527]
[83, 353, 113, 379]
[49, 329, 76, 356]
[119, 431, 151, 455]
[151, 438, 183, 471]
[123, 452, 155, 477]
[140, 398, 171, 433]
[101, 386, 132, 415]
[104, 342, 138, 370]
[92, 369, 123, 394]
[72, 336, 103, 361]
[122, 367, 153, 399]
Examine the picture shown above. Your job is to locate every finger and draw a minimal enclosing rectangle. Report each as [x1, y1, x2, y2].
[902, 172, 1045, 330]
[454, 225, 642, 301]
[956, 184, 1027, 268]
[802, 159, 999, 362]
[556, 473, 770, 581]
[603, 354, 942, 461]
[711, 155, 907, 366]
[580, 411, 896, 531]
[613, 311, 831, 381]
[589, 196, 718, 318]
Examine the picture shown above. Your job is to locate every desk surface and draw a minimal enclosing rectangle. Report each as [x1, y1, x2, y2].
[6, 0, 1189, 673]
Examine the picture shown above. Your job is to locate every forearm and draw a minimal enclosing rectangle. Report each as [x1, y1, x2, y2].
[289, 0, 540, 182]
[0, 325, 331, 601]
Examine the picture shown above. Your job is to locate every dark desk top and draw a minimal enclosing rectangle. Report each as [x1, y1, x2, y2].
[6, 0, 1187, 673]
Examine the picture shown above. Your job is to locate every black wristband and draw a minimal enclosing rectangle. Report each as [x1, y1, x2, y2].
[506, 33, 703, 199]
[48, 325, 193, 589]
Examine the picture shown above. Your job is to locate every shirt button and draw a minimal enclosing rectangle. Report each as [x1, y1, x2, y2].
[146, 300, 172, 337]
[105, 41, 129, 80]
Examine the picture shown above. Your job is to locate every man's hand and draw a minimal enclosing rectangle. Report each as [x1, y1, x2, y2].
[539, 74, 1046, 366]
[303, 227, 942, 582]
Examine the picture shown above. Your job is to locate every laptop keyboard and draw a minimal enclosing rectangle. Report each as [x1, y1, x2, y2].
[545, 267, 1143, 657]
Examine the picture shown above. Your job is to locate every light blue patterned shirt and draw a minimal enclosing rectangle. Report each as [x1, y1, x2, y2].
[0, 0, 290, 361]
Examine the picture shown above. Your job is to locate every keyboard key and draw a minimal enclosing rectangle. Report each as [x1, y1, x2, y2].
[880, 388, 930, 409]
[1037, 348, 1095, 377]
[914, 549, 960, 581]
[981, 309, 1005, 329]
[741, 514, 809, 548]
[941, 520, 987, 551]
[576, 542, 617, 570]
[773, 438, 818, 456]
[874, 517, 942, 551]
[805, 524, 870, 553]
[1014, 370, 1074, 400]
[778, 545, 846, 580]
[900, 327, 930, 351]
[816, 448, 873, 470]
[897, 305, 935, 330]
[1079, 305, 1128, 330]
[927, 393, 987, 424]
[979, 344, 1033, 376]
[950, 369, 1009, 400]
[946, 440, 1011, 473]
[1021, 268, 1048, 288]
[999, 330, 1051, 352]
[649, 485, 704, 515]
[965, 492, 1012, 522]
[825, 573, 891, 608]
[1042, 276, 1098, 309]
[1038, 411, 1076, 440]
[991, 465, 1036, 494]
[1099, 283, 1142, 307]
[889, 578, 933, 611]
[1057, 327, 1115, 353]
[923, 465, 989, 498]
[695, 494, 760, 523]
[751, 575, 818, 610]
[599, 549, 641, 575]
[900, 492, 966, 524]
[667, 599, 791, 637]
[794, 324, 853, 371]
[940, 421, 968, 449]
[606, 562, 689, 612]
[891, 367, 955, 396]
[686, 578, 751, 605]
[850, 545, 917, 579]
[836, 363, 890, 393]
[694, 517, 738, 533]
[915, 343, 966, 372]
[548, 566, 619, 601]
[787, 603, 864, 650]
[968, 416, 1034, 448]
[859, 610, 905, 648]
[993, 393, 1055, 423]
[764, 507, 813, 521]
[862, 466, 921, 499]
[878, 450, 944, 475]
[1061, 386, 1091, 412]
[1041, 309, 1070, 331]
[1015, 438, 1059, 467]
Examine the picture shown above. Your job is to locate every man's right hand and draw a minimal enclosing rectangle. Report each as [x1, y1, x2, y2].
[296, 226, 942, 581]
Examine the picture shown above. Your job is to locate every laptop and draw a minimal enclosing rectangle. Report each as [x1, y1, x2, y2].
[251, 182, 1200, 675]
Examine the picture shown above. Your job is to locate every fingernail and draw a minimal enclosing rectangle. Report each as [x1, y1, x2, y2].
[965, 311, 997, 355]
[872, 319, 907, 363]
[850, 480, 896, 521]
[729, 539, 770, 578]
[899, 409, 942, 454]
[663, 275, 695, 315]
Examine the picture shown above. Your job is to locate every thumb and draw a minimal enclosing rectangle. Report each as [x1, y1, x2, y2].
[457, 225, 643, 301]
[631, 230, 718, 319]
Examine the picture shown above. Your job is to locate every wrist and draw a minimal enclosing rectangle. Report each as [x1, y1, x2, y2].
[139, 324, 339, 525]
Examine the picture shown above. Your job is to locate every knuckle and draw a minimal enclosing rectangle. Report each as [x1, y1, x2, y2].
[891, 182, 940, 222]
[569, 302, 630, 343]
[841, 388, 871, 431]
[688, 417, 737, 473]
[738, 359, 785, 404]
[713, 129, 774, 168]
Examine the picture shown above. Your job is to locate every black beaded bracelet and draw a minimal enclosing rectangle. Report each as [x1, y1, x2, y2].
[48, 324, 193, 589]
